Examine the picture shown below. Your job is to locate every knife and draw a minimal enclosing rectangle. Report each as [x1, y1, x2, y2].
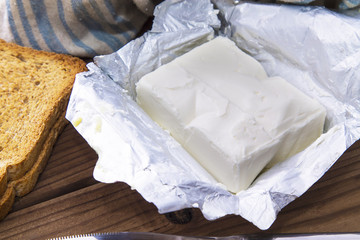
[49, 232, 360, 240]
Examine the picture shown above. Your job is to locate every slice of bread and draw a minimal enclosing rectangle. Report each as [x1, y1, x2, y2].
[0, 39, 87, 220]
[0, 111, 67, 220]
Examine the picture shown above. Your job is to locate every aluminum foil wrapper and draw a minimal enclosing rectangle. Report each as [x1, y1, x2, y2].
[65, 0, 360, 230]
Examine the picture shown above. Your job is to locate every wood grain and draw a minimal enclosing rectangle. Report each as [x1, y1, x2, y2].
[0, 123, 360, 240]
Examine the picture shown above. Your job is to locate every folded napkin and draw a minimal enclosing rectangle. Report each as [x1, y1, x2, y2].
[0, 0, 158, 57]
[338, 0, 360, 9]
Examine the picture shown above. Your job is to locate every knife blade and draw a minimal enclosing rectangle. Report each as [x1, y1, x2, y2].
[49, 232, 360, 240]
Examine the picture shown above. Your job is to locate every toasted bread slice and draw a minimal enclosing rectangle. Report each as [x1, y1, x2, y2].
[0, 111, 67, 220]
[0, 39, 87, 220]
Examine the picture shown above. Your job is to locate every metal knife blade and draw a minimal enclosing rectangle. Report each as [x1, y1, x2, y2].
[48, 232, 360, 240]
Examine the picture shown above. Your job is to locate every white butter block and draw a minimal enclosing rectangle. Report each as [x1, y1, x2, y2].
[136, 36, 326, 193]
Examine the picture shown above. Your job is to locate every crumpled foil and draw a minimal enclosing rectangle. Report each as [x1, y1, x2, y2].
[65, 0, 360, 230]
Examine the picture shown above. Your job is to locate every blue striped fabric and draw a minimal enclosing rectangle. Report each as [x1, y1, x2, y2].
[339, 0, 360, 9]
[6, 0, 23, 46]
[16, 0, 42, 50]
[31, 0, 69, 53]
[56, 0, 98, 56]
[5, 0, 148, 57]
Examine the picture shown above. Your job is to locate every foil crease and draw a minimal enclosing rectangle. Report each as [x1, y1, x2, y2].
[66, 0, 360, 230]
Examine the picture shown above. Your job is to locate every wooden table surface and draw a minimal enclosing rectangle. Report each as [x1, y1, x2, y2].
[0, 122, 360, 240]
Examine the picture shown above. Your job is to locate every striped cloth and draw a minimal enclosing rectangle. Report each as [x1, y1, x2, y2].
[1, 0, 150, 57]
[339, 0, 360, 9]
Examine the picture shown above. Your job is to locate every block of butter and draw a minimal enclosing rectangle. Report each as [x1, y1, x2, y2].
[136, 36, 326, 193]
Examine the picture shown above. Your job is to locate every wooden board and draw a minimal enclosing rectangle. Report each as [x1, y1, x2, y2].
[1, 123, 360, 240]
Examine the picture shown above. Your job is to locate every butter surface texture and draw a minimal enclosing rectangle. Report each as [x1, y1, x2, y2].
[136, 37, 326, 193]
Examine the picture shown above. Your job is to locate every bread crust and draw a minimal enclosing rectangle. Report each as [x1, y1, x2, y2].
[0, 39, 87, 220]
[0, 111, 68, 220]
[0, 186, 15, 221]
[0, 169, 7, 197]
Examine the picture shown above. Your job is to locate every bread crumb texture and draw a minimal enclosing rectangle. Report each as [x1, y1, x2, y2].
[0, 39, 87, 219]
